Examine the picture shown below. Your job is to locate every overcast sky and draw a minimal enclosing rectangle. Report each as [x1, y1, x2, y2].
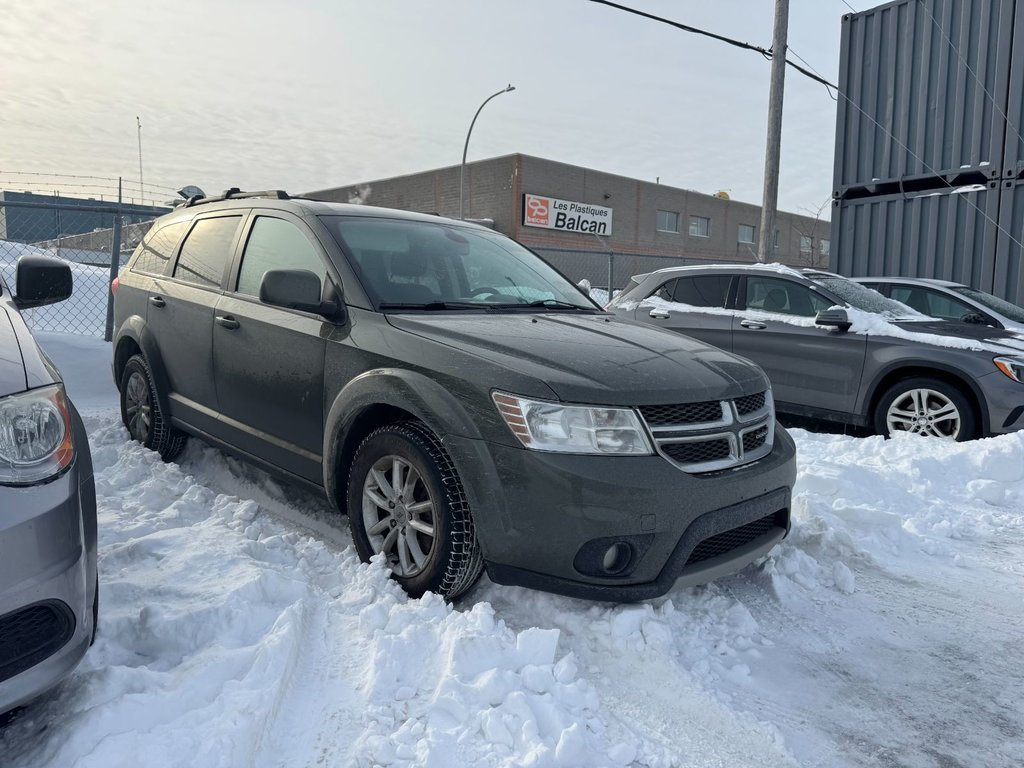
[2, 0, 846, 217]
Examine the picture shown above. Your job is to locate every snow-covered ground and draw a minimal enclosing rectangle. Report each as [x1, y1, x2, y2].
[2, 333, 1023, 767]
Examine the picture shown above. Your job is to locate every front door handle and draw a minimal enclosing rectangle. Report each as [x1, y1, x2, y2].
[649, 309, 671, 320]
[215, 315, 240, 330]
[149, 295, 165, 308]
[740, 318, 766, 330]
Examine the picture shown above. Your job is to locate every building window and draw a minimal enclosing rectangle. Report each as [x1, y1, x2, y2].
[738, 224, 755, 244]
[800, 235, 813, 253]
[656, 210, 679, 233]
[689, 216, 710, 237]
[821, 239, 831, 257]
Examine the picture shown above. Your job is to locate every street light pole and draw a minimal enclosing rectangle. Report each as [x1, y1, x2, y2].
[460, 84, 515, 219]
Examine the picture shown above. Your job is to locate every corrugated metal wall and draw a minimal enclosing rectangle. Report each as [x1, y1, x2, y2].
[832, 0, 1024, 303]
[834, 0, 1012, 195]
[833, 182, 1000, 286]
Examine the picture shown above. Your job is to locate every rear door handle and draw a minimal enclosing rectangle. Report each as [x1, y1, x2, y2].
[215, 315, 240, 330]
[649, 309, 671, 320]
[740, 318, 766, 330]
[149, 295, 165, 308]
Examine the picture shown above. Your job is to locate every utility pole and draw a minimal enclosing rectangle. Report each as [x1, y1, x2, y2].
[757, 0, 789, 263]
[136, 116, 145, 205]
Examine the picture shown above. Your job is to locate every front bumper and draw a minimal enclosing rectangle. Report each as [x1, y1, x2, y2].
[976, 370, 1024, 434]
[0, 407, 97, 713]
[445, 424, 796, 601]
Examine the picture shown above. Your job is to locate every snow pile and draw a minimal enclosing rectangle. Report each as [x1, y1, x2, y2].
[2, 422, 628, 768]
[770, 429, 1024, 594]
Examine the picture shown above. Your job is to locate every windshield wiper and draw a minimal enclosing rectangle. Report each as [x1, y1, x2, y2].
[487, 299, 597, 311]
[378, 301, 488, 311]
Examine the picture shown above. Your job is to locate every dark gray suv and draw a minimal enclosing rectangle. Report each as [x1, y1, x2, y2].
[609, 264, 1024, 441]
[111, 190, 796, 601]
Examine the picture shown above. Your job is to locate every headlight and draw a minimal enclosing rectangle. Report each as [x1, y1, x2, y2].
[0, 384, 75, 485]
[994, 356, 1024, 383]
[492, 392, 653, 455]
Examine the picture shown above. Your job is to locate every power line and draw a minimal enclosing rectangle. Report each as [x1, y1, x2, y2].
[585, 0, 838, 90]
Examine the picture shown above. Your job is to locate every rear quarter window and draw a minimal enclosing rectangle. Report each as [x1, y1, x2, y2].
[130, 221, 188, 276]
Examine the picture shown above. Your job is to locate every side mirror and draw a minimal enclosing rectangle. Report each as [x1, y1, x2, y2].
[815, 308, 852, 331]
[960, 312, 991, 326]
[13, 255, 73, 309]
[259, 269, 338, 317]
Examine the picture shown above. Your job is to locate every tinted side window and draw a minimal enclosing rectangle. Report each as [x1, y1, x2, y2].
[672, 275, 731, 307]
[890, 286, 975, 320]
[131, 221, 187, 276]
[651, 279, 677, 301]
[744, 276, 832, 317]
[173, 216, 242, 289]
[237, 217, 327, 298]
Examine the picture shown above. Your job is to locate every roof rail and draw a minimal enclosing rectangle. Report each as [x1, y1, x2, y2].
[182, 188, 293, 208]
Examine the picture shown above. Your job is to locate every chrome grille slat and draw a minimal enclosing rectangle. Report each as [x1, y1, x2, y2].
[640, 391, 775, 473]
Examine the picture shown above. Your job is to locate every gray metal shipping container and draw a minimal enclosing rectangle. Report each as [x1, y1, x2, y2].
[834, 0, 1014, 195]
[831, 181, 1001, 290]
[1001, 10, 1024, 178]
[993, 179, 1024, 301]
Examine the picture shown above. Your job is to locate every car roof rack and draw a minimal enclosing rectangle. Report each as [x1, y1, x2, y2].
[182, 188, 293, 208]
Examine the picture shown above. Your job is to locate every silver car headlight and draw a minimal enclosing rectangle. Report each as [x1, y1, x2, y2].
[492, 392, 653, 455]
[0, 384, 75, 485]
[994, 356, 1024, 383]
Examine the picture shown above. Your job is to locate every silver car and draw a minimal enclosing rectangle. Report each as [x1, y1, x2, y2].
[1, 255, 98, 714]
[853, 277, 1024, 333]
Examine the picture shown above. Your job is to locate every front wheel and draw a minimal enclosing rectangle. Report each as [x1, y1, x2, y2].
[119, 354, 188, 460]
[347, 422, 483, 599]
[874, 377, 977, 441]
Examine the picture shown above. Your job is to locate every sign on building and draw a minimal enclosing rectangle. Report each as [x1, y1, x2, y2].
[522, 193, 613, 235]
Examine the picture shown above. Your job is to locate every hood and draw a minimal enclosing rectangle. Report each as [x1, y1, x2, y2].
[387, 312, 768, 405]
[0, 307, 28, 397]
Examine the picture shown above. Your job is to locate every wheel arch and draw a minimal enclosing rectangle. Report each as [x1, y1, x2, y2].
[322, 369, 485, 515]
[863, 362, 987, 436]
[113, 318, 173, 419]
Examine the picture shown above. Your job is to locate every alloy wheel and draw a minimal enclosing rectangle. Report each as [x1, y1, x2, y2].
[124, 371, 152, 443]
[885, 388, 961, 439]
[361, 455, 437, 577]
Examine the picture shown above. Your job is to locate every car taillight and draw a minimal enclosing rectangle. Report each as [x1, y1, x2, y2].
[111, 276, 119, 296]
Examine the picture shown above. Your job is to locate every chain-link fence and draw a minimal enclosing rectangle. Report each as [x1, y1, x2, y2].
[531, 247, 705, 296]
[0, 200, 157, 339]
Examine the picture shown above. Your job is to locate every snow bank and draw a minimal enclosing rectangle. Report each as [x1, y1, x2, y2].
[2, 422, 629, 768]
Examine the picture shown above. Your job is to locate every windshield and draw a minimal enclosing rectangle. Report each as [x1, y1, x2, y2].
[951, 286, 1024, 323]
[320, 216, 598, 311]
[809, 274, 918, 316]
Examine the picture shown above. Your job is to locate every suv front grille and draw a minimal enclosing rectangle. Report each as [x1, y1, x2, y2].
[639, 400, 724, 427]
[685, 514, 779, 565]
[735, 392, 766, 417]
[639, 391, 774, 473]
[0, 601, 75, 684]
[662, 439, 732, 465]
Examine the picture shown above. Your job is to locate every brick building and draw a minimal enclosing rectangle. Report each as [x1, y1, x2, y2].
[308, 154, 830, 290]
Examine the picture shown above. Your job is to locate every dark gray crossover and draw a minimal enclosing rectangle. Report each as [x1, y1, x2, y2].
[1, 256, 98, 714]
[609, 264, 1024, 441]
[112, 190, 796, 601]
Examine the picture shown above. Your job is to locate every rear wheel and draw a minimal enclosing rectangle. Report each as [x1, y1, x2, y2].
[347, 422, 483, 599]
[874, 377, 977, 441]
[119, 354, 187, 460]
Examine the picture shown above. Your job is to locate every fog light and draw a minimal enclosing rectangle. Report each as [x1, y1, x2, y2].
[601, 542, 632, 574]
